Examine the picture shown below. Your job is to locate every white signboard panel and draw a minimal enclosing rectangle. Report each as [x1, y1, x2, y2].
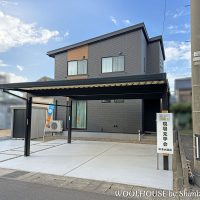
[157, 113, 173, 154]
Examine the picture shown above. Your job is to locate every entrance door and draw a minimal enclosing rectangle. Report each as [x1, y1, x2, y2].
[72, 101, 87, 129]
[13, 109, 26, 138]
[143, 99, 160, 133]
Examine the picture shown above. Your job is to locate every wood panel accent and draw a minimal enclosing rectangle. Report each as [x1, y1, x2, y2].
[67, 45, 88, 61]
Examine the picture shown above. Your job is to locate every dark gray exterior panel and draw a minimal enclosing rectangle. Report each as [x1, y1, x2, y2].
[88, 30, 143, 78]
[87, 100, 142, 133]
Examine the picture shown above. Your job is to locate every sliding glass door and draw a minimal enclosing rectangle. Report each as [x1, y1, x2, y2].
[72, 101, 87, 129]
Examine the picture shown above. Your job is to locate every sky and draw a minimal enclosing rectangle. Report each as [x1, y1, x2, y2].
[0, 0, 191, 93]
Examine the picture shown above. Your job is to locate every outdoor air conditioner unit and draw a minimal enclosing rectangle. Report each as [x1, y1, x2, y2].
[45, 120, 63, 133]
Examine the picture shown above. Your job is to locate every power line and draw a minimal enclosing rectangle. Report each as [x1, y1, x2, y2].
[162, 0, 167, 36]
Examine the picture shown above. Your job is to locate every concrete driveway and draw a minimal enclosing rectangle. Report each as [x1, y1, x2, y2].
[0, 139, 173, 190]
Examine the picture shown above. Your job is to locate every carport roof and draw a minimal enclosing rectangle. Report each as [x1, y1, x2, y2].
[0, 73, 169, 100]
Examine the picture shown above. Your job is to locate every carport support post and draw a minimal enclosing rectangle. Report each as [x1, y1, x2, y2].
[54, 99, 58, 120]
[24, 96, 32, 156]
[67, 97, 72, 143]
[161, 91, 169, 170]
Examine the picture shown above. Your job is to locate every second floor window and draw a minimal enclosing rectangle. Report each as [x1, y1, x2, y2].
[68, 60, 87, 76]
[102, 56, 124, 73]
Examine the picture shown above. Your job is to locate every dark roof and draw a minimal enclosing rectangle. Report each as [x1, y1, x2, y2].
[0, 73, 168, 100]
[47, 23, 165, 60]
[175, 77, 191, 90]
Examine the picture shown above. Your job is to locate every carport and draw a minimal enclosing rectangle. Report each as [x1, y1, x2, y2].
[0, 73, 169, 157]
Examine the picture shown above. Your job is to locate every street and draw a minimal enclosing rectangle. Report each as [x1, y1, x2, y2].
[0, 178, 128, 200]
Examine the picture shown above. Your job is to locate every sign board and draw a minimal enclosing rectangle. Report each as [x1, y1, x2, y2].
[193, 50, 200, 66]
[195, 134, 200, 160]
[194, 51, 200, 57]
[157, 113, 173, 154]
[193, 57, 200, 62]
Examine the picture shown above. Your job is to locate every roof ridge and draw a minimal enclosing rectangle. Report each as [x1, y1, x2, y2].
[47, 22, 165, 60]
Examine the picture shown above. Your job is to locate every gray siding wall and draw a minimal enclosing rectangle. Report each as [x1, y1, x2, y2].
[54, 53, 67, 128]
[87, 100, 142, 133]
[146, 41, 161, 74]
[54, 97, 67, 129]
[88, 30, 144, 78]
[55, 52, 67, 80]
[141, 32, 147, 74]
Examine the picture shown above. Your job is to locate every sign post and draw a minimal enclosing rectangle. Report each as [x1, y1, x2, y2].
[157, 113, 173, 170]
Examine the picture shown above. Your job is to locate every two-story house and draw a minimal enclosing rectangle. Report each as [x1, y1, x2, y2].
[47, 23, 165, 134]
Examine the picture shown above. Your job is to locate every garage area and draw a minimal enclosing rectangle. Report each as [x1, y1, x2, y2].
[0, 73, 172, 190]
[0, 139, 173, 190]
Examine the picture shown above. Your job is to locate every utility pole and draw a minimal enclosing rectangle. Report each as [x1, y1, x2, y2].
[191, 0, 200, 186]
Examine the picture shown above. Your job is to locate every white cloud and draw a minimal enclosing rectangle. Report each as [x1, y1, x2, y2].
[0, 59, 9, 67]
[110, 16, 117, 25]
[165, 41, 191, 63]
[184, 23, 190, 29]
[122, 19, 131, 25]
[0, 71, 28, 83]
[16, 65, 23, 71]
[173, 8, 185, 18]
[0, 11, 59, 52]
[64, 32, 69, 37]
[166, 8, 190, 19]
[0, 0, 18, 6]
[164, 41, 191, 92]
[167, 23, 190, 34]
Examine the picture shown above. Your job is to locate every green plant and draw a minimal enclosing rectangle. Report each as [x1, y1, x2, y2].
[170, 103, 191, 114]
[170, 103, 192, 130]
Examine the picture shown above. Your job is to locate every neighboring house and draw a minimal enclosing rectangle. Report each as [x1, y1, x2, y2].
[0, 74, 23, 129]
[175, 77, 192, 103]
[47, 23, 165, 134]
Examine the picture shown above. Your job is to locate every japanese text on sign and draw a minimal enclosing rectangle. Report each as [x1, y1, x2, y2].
[157, 113, 173, 154]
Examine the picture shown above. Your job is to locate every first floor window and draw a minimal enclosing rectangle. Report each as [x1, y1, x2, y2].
[68, 60, 87, 75]
[72, 101, 87, 129]
[102, 56, 124, 73]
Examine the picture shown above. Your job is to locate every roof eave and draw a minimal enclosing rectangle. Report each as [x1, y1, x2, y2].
[47, 23, 146, 58]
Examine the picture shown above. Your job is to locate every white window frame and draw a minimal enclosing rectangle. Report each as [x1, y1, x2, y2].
[102, 56, 124, 73]
[68, 59, 87, 76]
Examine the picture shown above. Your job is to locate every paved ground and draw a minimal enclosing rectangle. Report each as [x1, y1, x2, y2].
[0, 139, 173, 190]
[1, 168, 200, 200]
[0, 178, 128, 200]
[181, 134, 194, 172]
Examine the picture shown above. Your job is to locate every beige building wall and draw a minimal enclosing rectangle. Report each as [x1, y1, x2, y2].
[176, 89, 192, 103]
